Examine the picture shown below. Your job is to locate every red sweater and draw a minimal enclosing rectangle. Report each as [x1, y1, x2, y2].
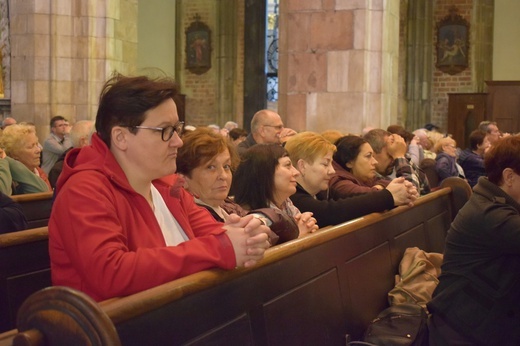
[49, 134, 235, 301]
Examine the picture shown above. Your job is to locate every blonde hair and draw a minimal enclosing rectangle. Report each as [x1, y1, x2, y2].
[321, 129, 344, 144]
[433, 136, 456, 154]
[0, 123, 37, 157]
[285, 131, 336, 167]
[427, 131, 444, 150]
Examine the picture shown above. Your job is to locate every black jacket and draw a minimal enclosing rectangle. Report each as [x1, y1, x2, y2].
[0, 192, 28, 234]
[290, 183, 394, 227]
[428, 177, 520, 345]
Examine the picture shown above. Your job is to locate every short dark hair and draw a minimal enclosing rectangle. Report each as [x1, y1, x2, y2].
[333, 135, 367, 171]
[229, 128, 248, 141]
[95, 73, 180, 147]
[387, 124, 414, 144]
[233, 144, 288, 210]
[50, 115, 67, 128]
[468, 130, 486, 150]
[363, 129, 390, 154]
[485, 135, 520, 185]
[176, 127, 239, 176]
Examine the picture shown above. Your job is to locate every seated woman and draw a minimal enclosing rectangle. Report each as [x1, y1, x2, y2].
[434, 136, 465, 183]
[176, 128, 295, 245]
[50, 74, 271, 302]
[284, 132, 418, 227]
[328, 135, 403, 199]
[0, 124, 51, 195]
[457, 130, 489, 187]
[427, 135, 520, 345]
[232, 144, 319, 240]
[172, 127, 240, 221]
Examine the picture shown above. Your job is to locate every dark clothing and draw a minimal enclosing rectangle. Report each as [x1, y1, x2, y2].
[329, 161, 389, 199]
[435, 152, 464, 182]
[290, 183, 394, 227]
[48, 147, 73, 189]
[457, 148, 485, 187]
[0, 192, 28, 233]
[236, 133, 257, 157]
[427, 177, 520, 345]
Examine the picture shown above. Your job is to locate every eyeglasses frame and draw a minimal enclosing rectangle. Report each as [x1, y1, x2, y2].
[132, 121, 184, 142]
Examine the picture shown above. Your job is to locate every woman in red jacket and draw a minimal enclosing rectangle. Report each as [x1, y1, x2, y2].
[49, 74, 270, 301]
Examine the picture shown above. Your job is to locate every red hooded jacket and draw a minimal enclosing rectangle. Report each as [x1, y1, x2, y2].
[49, 134, 235, 301]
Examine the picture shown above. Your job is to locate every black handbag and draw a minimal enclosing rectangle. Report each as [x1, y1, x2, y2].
[348, 303, 429, 346]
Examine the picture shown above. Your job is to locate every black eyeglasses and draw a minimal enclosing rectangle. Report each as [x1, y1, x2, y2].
[132, 121, 184, 141]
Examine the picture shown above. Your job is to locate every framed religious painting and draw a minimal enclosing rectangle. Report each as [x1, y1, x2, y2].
[435, 7, 469, 75]
[185, 16, 211, 75]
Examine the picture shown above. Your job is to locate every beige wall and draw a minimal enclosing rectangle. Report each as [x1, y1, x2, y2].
[9, 0, 138, 141]
[279, 1, 400, 135]
[137, 0, 176, 77]
[493, 0, 520, 80]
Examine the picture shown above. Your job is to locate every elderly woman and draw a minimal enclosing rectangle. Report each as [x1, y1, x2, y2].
[284, 132, 417, 227]
[434, 136, 465, 183]
[232, 144, 319, 239]
[0, 124, 51, 195]
[175, 127, 238, 219]
[176, 128, 296, 244]
[328, 135, 416, 200]
[428, 135, 520, 345]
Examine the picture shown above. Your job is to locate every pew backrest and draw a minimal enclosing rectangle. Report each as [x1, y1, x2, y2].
[11, 192, 53, 228]
[0, 227, 51, 333]
[3, 187, 468, 345]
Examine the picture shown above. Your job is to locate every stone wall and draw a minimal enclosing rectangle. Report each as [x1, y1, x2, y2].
[279, 0, 400, 135]
[9, 0, 137, 141]
[176, 0, 244, 128]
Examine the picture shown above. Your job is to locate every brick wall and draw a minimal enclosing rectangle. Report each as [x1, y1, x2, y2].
[181, 0, 218, 127]
[431, 0, 474, 132]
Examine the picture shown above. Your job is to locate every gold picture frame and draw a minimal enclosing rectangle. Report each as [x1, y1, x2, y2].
[185, 16, 211, 75]
[435, 7, 469, 75]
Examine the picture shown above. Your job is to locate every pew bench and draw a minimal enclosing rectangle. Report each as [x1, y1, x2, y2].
[11, 192, 54, 228]
[0, 186, 465, 346]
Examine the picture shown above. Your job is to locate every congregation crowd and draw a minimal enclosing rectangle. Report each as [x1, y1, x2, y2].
[1, 74, 519, 344]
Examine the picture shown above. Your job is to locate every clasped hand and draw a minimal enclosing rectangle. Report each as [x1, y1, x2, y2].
[223, 214, 271, 268]
[386, 177, 419, 207]
[294, 211, 319, 236]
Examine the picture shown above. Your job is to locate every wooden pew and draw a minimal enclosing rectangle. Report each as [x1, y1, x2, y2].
[10, 192, 54, 228]
[0, 227, 51, 333]
[0, 187, 464, 346]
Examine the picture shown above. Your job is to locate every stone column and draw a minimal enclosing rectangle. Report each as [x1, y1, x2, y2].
[9, 0, 137, 140]
[278, 1, 400, 134]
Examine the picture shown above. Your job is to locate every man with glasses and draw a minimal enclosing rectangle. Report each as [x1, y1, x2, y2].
[41, 115, 73, 174]
[49, 74, 270, 301]
[237, 109, 296, 157]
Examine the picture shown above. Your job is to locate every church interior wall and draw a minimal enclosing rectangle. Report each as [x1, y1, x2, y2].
[493, 0, 520, 80]
[0, 0, 519, 139]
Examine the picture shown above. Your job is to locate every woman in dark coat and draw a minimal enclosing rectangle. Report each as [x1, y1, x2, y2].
[428, 135, 520, 345]
[284, 132, 417, 227]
